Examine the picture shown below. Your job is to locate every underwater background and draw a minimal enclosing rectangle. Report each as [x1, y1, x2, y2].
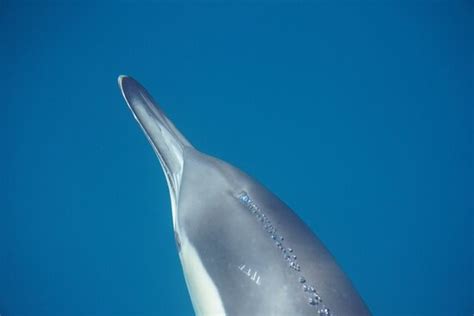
[1, 1, 472, 316]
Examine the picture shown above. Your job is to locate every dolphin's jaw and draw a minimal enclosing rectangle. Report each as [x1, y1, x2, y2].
[118, 75, 189, 230]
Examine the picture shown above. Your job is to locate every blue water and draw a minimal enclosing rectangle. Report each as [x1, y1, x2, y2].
[2, 2, 472, 315]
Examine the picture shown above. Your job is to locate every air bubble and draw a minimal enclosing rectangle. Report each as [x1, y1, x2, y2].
[308, 297, 317, 306]
[287, 248, 293, 253]
[318, 308, 330, 316]
[290, 262, 301, 271]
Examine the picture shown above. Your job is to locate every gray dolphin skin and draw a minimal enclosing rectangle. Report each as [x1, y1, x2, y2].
[118, 75, 371, 316]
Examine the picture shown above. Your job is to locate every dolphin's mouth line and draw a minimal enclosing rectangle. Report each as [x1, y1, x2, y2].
[128, 104, 180, 214]
[118, 75, 186, 231]
[237, 191, 331, 315]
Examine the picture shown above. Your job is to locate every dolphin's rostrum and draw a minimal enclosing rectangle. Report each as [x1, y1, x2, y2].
[118, 75, 371, 316]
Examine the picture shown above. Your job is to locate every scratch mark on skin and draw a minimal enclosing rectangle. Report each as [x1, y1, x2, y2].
[238, 264, 261, 285]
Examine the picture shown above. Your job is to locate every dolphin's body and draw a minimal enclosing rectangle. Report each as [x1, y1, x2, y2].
[118, 76, 371, 316]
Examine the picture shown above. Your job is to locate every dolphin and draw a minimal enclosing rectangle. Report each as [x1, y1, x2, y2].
[118, 75, 371, 316]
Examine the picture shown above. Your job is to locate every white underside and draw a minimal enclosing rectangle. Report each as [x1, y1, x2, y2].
[179, 232, 226, 316]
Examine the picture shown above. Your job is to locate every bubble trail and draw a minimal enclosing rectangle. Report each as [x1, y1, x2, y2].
[237, 191, 332, 315]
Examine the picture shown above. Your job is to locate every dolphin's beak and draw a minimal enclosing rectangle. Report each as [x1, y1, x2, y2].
[118, 75, 192, 199]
